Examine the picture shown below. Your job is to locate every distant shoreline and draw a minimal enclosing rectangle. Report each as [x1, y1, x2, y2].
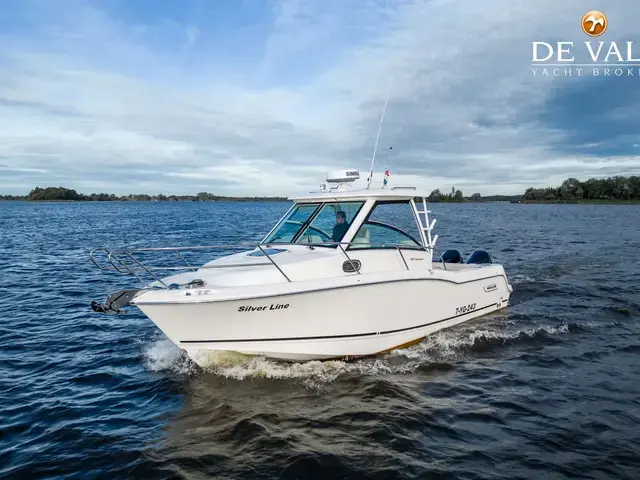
[0, 186, 288, 202]
[3, 198, 639, 205]
[0, 198, 289, 203]
[514, 199, 640, 205]
[1, 175, 639, 203]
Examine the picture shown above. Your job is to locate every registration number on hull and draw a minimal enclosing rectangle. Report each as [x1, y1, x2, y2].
[456, 303, 476, 315]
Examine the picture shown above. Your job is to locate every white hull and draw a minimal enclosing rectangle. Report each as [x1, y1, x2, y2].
[133, 267, 511, 367]
[90, 183, 515, 368]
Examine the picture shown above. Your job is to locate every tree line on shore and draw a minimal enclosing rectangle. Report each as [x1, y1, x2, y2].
[425, 186, 520, 203]
[426, 175, 640, 203]
[521, 176, 640, 202]
[0, 187, 287, 202]
[1, 176, 639, 202]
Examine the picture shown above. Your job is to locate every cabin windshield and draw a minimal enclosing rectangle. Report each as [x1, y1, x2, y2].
[295, 201, 364, 246]
[263, 203, 319, 244]
[263, 201, 365, 246]
[350, 200, 423, 250]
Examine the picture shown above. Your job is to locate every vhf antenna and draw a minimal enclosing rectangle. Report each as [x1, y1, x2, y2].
[366, 78, 394, 190]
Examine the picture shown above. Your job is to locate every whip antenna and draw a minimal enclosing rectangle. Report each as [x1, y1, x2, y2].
[366, 79, 393, 190]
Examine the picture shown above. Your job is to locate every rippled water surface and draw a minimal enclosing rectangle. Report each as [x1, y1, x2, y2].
[1, 201, 639, 479]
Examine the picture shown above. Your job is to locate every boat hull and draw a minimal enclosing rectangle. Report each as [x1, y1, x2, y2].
[134, 268, 512, 367]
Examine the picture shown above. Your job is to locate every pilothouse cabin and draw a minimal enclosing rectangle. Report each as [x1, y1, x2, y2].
[256, 168, 440, 278]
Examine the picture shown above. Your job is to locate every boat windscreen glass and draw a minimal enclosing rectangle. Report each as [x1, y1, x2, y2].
[295, 201, 365, 246]
[350, 200, 423, 250]
[263, 203, 320, 244]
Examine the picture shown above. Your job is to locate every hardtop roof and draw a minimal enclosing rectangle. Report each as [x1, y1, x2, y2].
[289, 187, 430, 202]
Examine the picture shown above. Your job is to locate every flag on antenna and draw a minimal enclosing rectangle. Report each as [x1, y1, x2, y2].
[382, 146, 392, 188]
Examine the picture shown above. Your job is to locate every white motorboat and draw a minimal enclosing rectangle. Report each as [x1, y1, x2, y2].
[90, 169, 513, 367]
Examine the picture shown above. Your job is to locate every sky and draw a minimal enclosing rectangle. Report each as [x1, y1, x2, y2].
[1, 0, 639, 196]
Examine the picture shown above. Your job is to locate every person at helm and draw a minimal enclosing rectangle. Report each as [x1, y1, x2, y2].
[332, 210, 350, 242]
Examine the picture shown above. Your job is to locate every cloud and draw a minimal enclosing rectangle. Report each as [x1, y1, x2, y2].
[185, 25, 199, 44]
[0, 0, 639, 196]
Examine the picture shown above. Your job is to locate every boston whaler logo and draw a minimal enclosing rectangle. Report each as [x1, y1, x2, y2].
[532, 11, 640, 77]
[483, 283, 497, 293]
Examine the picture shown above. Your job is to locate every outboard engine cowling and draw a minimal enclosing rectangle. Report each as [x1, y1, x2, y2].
[441, 249, 464, 263]
[467, 250, 492, 264]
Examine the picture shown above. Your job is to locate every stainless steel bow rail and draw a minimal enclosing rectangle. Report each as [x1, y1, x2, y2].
[89, 242, 448, 314]
[89, 242, 448, 288]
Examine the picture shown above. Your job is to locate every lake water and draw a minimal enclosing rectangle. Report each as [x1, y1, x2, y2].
[1, 201, 639, 479]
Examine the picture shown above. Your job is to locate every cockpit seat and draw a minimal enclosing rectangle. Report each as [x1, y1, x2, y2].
[441, 249, 464, 263]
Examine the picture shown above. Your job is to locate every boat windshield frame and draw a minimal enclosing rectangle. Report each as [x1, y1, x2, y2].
[347, 199, 425, 251]
[261, 200, 366, 247]
[261, 202, 319, 245]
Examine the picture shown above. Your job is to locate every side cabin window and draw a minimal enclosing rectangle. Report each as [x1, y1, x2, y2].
[264, 201, 364, 246]
[349, 200, 423, 250]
